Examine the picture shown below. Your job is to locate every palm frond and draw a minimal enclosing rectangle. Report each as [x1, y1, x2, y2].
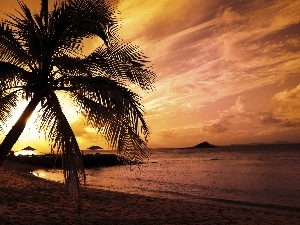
[73, 92, 149, 162]
[0, 62, 32, 84]
[48, 0, 116, 57]
[66, 76, 150, 162]
[0, 62, 36, 100]
[6, 2, 44, 62]
[0, 22, 32, 68]
[38, 90, 85, 213]
[0, 91, 20, 133]
[52, 55, 89, 77]
[83, 43, 155, 90]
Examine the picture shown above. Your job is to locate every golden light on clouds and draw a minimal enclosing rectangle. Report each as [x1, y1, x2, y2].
[1, 0, 300, 152]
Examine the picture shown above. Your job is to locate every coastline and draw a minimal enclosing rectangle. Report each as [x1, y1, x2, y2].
[1, 160, 300, 225]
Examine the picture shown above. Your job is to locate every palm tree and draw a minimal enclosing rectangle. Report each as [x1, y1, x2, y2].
[0, 0, 155, 213]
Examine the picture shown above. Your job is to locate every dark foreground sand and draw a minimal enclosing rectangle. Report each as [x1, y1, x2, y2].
[1, 160, 300, 225]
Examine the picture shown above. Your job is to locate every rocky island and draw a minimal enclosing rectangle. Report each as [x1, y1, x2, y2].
[193, 141, 216, 148]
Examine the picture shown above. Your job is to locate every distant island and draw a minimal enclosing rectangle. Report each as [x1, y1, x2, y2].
[231, 141, 298, 146]
[193, 141, 216, 148]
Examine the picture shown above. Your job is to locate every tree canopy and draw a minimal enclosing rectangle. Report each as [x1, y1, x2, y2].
[0, 0, 155, 213]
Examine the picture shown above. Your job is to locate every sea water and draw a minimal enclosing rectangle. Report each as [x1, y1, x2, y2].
[33, 144, 300, 209]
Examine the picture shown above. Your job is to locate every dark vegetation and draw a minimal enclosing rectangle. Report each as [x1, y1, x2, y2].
[8, 154, 124, 168]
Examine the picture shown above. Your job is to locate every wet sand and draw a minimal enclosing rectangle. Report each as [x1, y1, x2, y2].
[1, 160, 299, 225]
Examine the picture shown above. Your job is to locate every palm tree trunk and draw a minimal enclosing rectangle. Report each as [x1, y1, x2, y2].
[0, 94, 42, 165]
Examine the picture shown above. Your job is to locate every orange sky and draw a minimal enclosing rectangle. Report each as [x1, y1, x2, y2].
[1, 0, 300, 152]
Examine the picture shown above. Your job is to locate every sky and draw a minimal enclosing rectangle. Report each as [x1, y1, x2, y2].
[0, 0, 300, 152]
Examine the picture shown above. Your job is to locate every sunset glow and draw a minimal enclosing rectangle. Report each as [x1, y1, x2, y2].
[0, 0, 299, 152]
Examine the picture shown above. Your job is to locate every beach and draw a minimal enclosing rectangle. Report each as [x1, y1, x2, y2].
[1, 160, 300, 225]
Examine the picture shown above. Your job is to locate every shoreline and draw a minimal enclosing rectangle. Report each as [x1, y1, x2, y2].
[1, 161, 300, 225]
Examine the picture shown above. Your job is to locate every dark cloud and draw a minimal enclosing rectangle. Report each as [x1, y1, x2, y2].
[259, 112, 281, 124]
[203, 123, 228, 133]
[281, 119, 300, 128]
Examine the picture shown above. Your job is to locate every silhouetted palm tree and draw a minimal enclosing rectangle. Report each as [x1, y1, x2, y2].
[0, 0, 155, 212]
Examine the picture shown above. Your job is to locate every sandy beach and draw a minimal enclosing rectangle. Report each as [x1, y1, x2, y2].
[1, 160, 300, 225]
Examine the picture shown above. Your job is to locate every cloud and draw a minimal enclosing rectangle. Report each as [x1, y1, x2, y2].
[104, 0, 300, 146]
[203, 122, 228, 134]
[158, 129, 178, 139]
[282, 119, 300, 128]
[258, 112, 281, 124]
[272, 84, 300, 119]
[273, 84, 300, 103]
[201, 96, 249, 135]
[117, 0, 222, 43]
[220, 37, 251, 62]
[220, 96, 247, 118]
[218, 7, 244, 25]
[168, 79, 197, 95]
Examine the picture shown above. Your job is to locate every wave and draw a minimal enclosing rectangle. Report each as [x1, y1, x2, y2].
[200, 197, 300, 212]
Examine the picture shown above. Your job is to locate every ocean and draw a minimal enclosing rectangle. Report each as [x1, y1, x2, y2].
[32, 144, 300, 210]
